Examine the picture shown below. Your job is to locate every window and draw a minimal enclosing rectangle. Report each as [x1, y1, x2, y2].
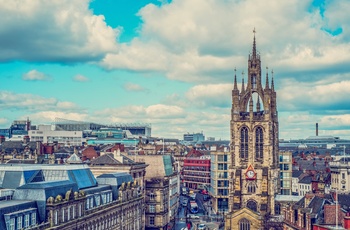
[239, 218, 250, 230]
[251, 74, 257, 89]
[247, 182, 256, 193]
[150, 193, 155, 200]
[54, 211, 58, 225]
[9, 218, 15, 230]
[255, 127, 263, 159]
[149, 205, 155, 213]
[17, 216, 23, 230]
[62, 208, 65, 222]
[247, 200, 257, 212]
[24, 214, 30, 228]
[90, 197, 93, 208]
[240, 127, 248, 159]
[67, 206, 70, 221]
[342, 173, 345, 180]
[96, 196, 100, 206]
[31, 212, 36, 225]
[79, 204, 82, 217]
[149, 216, 155, 225]
[72, 206, 76, 219]
[86, 199, 90, 210]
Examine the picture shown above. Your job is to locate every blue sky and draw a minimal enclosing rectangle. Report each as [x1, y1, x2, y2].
[1, 0, 350, 140]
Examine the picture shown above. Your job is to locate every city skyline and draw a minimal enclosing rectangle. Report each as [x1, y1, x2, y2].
[1, 0, 349, 140]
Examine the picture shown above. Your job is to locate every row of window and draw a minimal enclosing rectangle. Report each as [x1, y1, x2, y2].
[55, 204, 83, 225]
[8, 212, 36, 230]
[86, 191, 113, 210]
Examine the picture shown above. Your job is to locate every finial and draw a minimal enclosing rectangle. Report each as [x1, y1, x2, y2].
[271, 69, 275, 91]
[265, 66, 269, 90]
[233, 68, 238, 90]
[241, 71, 245, 93]
[256, 96, 261, 112]
[252, 28, 257, 58]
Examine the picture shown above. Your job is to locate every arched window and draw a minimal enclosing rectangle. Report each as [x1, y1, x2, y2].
[255, 127, 263, 159]
[247, 182, 256, 194]
[240, 127, 248, 159]
[239, 218, 251, 230]
[247, 200, 257, 212]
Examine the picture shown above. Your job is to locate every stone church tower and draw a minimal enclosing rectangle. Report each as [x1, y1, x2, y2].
[225, 32, 279, 230]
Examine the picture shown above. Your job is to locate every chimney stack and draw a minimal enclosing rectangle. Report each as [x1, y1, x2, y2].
[316, 123, 319, 136]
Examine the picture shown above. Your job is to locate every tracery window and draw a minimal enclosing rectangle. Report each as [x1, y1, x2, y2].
[240, 127, 248, 159]
[255, 127, 263, 159]
[247, 182, 256, 194]
[239, 218, 251, 230]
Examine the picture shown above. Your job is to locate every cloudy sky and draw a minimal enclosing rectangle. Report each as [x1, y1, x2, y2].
[1, 0, 349, 140]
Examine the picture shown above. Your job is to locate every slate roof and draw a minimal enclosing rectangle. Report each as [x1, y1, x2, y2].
[338, 194, 350, 211]
[308, 196, 325, 216]
[299, 175, 313, 184]
[292, 170, 304, 178]
[13, 180, 79, 222]
[91, 153, 121, 165]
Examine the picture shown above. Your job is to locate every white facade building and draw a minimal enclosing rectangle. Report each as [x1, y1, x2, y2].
[29, 125, 84, 146]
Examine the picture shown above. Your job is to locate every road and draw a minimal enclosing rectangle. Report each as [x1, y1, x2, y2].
[175, 193, 223, 230]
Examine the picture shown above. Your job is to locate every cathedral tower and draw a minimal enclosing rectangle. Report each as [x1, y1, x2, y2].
[225, 31, 279, 230]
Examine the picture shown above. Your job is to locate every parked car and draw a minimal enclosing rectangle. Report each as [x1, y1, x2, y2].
[187, 214, 200, 219]
[198, 223, 206, 230]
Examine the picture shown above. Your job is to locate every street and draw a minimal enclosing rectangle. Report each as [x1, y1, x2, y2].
[175, 192, 224, 230]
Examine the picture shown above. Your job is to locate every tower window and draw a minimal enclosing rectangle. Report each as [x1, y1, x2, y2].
[247, 182, 256, 193]
[239, 218, 251, 230]
[255, 127, 263, 159]
[247, 200, 258, 212]
[240, 127, 248, 159]
[251, 74, 257, 89]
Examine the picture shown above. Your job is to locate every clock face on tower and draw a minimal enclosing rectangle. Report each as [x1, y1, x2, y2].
[247, 170, 255, 178]
[245, 165, 256, 180]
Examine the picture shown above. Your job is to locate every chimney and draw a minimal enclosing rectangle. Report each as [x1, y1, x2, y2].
[316, 123, 318, 136]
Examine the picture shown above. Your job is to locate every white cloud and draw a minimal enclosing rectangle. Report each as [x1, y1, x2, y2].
[185, 84, 232, 108]
[0, 0, 119, 62]
[124, 82, 148, 92]
[0, 91, 82, 112]
[26, 111, 88, 125]
[0, 118, 8, 125]
[22, 70, 50, 81]
[73, 74, 89, 82]
[278, 77, 350, 111]
[98, 0, 350, 83]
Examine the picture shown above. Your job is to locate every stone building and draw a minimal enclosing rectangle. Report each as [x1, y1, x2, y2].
[0, 164, 143, 230]
[225, 32, 280, 230]
[137, 155, 180, 230]
[89, 149, 148, 190]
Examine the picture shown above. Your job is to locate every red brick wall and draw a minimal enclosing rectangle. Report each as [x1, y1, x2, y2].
[324, 204, 342, 225]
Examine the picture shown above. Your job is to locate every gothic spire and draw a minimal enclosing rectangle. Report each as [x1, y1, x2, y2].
[265, 66, 270, 90]
[241, 71, 245, 94]
[234, 68, 238, 91]
[271, 69, 275, 91]
[252, 28, 257, 58]
[256, 96, 261, 112]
